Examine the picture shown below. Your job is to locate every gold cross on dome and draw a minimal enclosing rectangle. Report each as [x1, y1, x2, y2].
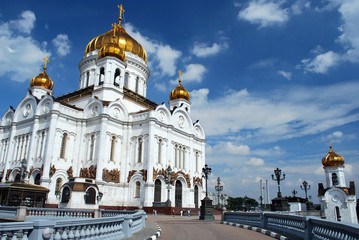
[43, 57, 50, 70]
[118, 4, 125, 24]
[112, 23, 118, 36]
[178, 70, 182, 83]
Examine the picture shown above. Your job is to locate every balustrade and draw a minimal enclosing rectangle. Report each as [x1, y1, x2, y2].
[223, 211, 359, 240]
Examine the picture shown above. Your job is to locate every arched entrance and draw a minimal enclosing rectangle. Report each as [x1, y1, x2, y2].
[194, 185, 199, 208]
[34, 173, 41, 185]
[154, 179, 161, 202]
[175, 180, 182, 208]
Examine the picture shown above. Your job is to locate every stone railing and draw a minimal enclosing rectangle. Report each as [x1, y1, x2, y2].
[27, 208, 96, 220]
[223, 211, 359, 240]
[0, 210, 146, 239]
[101, 210, 136, 217]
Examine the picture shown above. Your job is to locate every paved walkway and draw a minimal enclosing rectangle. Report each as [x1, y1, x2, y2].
[126, 214, 274, 240]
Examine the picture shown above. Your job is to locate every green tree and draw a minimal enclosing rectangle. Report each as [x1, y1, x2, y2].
[226, 196, 258, 211]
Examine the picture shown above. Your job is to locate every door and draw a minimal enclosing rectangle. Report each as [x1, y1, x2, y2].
[175, 180, 182, 208]
[154, 179, 161, 202]
[194, 185, 199, 208]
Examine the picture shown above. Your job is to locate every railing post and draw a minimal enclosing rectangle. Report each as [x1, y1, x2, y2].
[139, 210, 146, 228]
[94, 209, 102, 218]
[28, 220, 55, 240]
[16, 206, 27, 221]
[123, 215, 133, 238]
[304, 217, 313, 240]
[261, 212, 267, 229]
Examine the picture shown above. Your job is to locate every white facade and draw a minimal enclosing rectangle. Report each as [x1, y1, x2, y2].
[318, 148, 358, 224]
[0, 22, 206, 209]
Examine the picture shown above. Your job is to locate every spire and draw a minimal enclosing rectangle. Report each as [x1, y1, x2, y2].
[118, 4, 125, 25]
[178, 70, 182, 84]
[43, 56, 50, 71]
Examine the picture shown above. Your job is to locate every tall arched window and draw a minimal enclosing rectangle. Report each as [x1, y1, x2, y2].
[195, 152, 199, 173]
[135, 181, 141, 198]
[89, 135, 95, 161]
[135, 77, 139, 93]
[175, 145, 178, 168]
[85, 71, 90, 87]
[158, 139, 162, 164]
[335, 206, 341, 221]
[38, 131, 45, 158]
[124, 72, 129, 88]
[179, 146, 182, 168]
[99, 67, 105, 85]
[332, 173, 339, 186]
[55, 178, 62, 195]
[60, 133, 68, 159]
[110, 136, 116, 161]
[114, 68, 120, 86]
[182, 147, 186, 169]
[137, 138, 143, 163]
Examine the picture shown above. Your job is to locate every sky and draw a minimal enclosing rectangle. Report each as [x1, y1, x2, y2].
[1, 0, 359, 203]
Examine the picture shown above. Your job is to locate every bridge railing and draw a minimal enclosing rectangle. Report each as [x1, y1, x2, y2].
[0, 210, 146, 239]
[223, 211, 359, 240]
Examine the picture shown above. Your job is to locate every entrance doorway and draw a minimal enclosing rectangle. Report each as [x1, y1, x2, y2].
[175, 180, 182, 208]
[194, 185, 199, 208]
[154, 179, 161, 202]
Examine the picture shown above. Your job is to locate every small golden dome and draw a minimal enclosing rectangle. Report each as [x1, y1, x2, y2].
[98, 25, 126, 61]
[322, 146, 344, 167]
[30, 57, 54, 90]
[170, 71, 190, 101]
[85, 22, 147, 62]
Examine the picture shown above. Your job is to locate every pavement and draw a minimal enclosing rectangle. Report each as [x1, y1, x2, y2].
[123, 214, 277, 240]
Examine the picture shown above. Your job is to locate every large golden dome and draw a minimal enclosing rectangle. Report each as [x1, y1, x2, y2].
[98, 24, 126, 62]
[322, 146, 344, 167]
[85, 24, 147, 63]
[30, 57, 53, 90]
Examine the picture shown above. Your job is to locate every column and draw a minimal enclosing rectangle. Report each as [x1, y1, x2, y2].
[26, 117, 39, 176]
[144, 121, 154, 207]
[41, 113, 59, 187]
[95, 115, 109, 182]
[1, 125, 17, 182]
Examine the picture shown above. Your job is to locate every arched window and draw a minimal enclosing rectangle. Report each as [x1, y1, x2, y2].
[110, 136, 116, 161]
[154, 179, 161, 202]
[182, 147, 186, 169]
[61, 187, 70, 203]
[195, 152, 199, 173]
[85, 188, 96, 204]
[34, 173, 41, 185]
[335, 206, 341, 221]
[85, 71, 90, 87]
[60, 133, 68, 159]
[89, 135, 95, 161]
[38, 131, 45, 158]
[55, 178, 62, 195]
[332, 173, 339, 186]
[99, 67, 105, 85]
[175, 145, 178, 168]
[135, 181, 141, 198]
[135, 77, 139, 93]
[179, 146, 182, 168]
[124, 72, 129, 88]
[14, 173, 21, 182]
[137, 138, 143, 163]
[114, 69, 120, 86]
[158, 139, 162, 164]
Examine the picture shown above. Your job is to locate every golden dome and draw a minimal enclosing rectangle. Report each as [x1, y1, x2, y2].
[98, 25, 126, 61]
[85, 23, 147, 63]
[30, 57, 54, 90]
[170, 71, 190, 101]
[322, 146, 344, 167]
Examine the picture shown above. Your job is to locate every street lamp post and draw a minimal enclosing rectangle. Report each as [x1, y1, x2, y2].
[292, 189, 297, 197]
[300, 181, 311, 200]
[271, 168, 286, 198]
[214, 174, 223, 208]
[166, 163, 172, 206]
[202, 164, 212, 198]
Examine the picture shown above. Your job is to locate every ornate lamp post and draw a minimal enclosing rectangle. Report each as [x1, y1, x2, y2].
[166, 163, 172, 206]
[214, 174, 223, 207]
[300, 181, 311, 200]
[200, 164, 214, 220]
[202, 164, 212, 198]
[20, 158, 28, 182]
[271, 167, 285, 198]
[292, 189, 297, 197]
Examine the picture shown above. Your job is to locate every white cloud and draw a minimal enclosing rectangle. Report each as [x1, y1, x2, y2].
[327, 131, 344, 143]
[0, 11, 50, 82]
[11, 11, 36, 34]
[52, 34, 71, 56]
[238, 0, 289, 28]
[277, 70, 292, 80]
[181, 64, 207, 83]
[125, 23, 182, 77]
[191, 82, 359, 142]
[246, 157, 264, 166]
[300, 51, 341, 74]
[192, 42, 228, 58]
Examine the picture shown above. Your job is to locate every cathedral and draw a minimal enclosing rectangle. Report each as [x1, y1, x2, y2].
[0, 5, 206, 210]
[318, 145, 357, 224]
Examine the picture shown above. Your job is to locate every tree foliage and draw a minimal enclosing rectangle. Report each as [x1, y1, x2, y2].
[226, 196, 258, 211]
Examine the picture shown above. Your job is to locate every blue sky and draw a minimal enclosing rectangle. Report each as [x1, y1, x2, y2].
[1, 0, 359, 203]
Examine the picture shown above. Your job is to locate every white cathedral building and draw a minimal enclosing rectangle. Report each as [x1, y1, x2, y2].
[318, 146, 358, 224]
[0, 6, 206, 210]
